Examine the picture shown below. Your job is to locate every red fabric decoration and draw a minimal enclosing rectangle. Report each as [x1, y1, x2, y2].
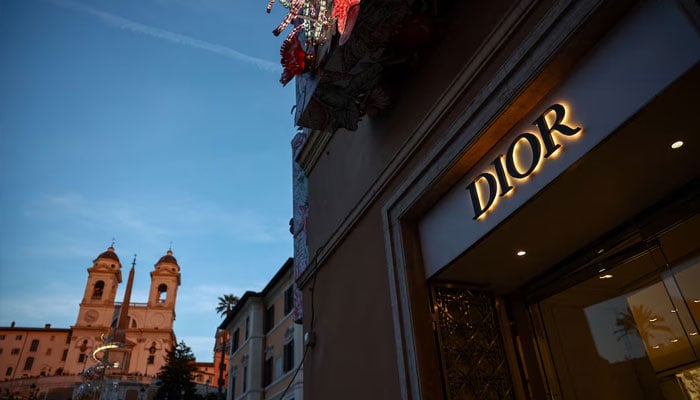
[280, 33, 312, 85]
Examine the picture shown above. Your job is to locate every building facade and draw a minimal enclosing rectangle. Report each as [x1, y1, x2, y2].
[0, 324, 71, 382]
[68, 246, 180, 379]
[0, 246, 182, 399]
[287, 0, 700, 399]
[219, 259, 303, 400]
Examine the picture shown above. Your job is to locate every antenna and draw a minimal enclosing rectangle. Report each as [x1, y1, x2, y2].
[131, 254, 137, 269]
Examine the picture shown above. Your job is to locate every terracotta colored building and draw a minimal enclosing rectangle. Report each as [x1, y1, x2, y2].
[0, 246, 182, 399]
[286, 0, 700, 399]
[219, 259, 303, 400]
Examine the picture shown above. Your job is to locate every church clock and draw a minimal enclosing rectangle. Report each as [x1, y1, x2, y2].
[84, 310, 99, 323]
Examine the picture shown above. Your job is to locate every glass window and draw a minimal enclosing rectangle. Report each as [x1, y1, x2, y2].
[283, 340, 294, 373]
[244, 316, 250, 340]
[231, 329, 240, 352]
[284, 287, 294, 315]
[263, 357, 273, 387]
[11, 348, 19, 355]
[29, 339, 39, 352]
[533, 250, 700, 399]
[5, 367, 12, 377]
[264, 305, 275, 334]
[61, 349, 68, 361]
[23, 357, 34, 370]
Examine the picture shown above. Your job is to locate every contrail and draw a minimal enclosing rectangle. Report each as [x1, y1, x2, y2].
[44, 0, 281, 73]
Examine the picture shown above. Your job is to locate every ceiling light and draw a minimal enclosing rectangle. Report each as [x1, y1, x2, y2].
[671, 140, 684, 149]
[599, 274, 613, 279]
[670, 339, 679, 343]
[516, 250, 526, 257]
[694, 299, 700, 303]
[598, 268, 606, 273]
[671, 309, 677, 313]
[597, 248, 605, 255]
[649, 318, 658, 322]
[652, 345, 660, 349]
[690, 332, 698, 336]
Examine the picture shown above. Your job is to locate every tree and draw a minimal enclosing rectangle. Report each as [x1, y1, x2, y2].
[215, 294, 239, 318]
[156, 341, 199, 400]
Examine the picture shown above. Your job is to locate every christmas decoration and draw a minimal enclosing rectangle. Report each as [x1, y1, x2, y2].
[332, 0, 360, 44]
[280, 33, 314, 85]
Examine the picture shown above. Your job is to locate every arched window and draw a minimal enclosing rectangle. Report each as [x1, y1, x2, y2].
[92, 281, 105, 299]
[29, 340, 39, 352]
[158, 284, 167, 303]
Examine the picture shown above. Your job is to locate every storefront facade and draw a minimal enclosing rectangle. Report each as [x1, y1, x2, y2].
[290, 0, 700, 399]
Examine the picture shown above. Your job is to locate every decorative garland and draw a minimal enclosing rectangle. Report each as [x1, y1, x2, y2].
[268, 0, 361, 85]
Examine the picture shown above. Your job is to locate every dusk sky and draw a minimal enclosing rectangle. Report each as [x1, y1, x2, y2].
[0, 0, 296, 362]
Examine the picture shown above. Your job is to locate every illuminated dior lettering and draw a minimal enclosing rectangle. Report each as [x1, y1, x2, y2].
[466, 104, 581, 220]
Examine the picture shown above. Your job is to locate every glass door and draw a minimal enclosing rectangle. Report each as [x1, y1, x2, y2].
[531, 242, 700, 399]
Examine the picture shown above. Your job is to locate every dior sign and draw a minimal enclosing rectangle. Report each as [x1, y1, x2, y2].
[466, 104, 582, 220]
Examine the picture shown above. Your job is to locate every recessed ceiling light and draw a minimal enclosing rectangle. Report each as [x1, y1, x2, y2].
[670, 339, 679, 343]
[599, 274, 613, 279]
[671, 140, 684, 149]
[652, 345, 660, 349]
[516, 250, 526, 257]
[598, 268, 606, 273]
[671, 309, 677, 313]
[649, 318, 658, 322]
[597, 248, 605, 255]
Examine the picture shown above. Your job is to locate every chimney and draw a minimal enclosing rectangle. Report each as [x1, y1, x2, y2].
[45, 324, 51, 329]
[10, 321, 15, 328]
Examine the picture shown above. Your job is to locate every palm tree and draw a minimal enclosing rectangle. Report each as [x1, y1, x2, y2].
[615, 304, 674, 344]
[215, 294, 240, 318]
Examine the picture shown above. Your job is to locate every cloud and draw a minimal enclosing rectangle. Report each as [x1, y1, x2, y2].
[0, 283, 80, 328]
[44, 0, 281, 73]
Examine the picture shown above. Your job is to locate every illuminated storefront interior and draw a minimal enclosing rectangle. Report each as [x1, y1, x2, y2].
[428, 49, 700, 400]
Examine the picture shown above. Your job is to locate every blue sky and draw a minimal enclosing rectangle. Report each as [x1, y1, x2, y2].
[0, 0, 296, 362]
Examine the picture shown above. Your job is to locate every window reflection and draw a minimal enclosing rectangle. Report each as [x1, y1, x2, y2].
[537, 253, 700, 399]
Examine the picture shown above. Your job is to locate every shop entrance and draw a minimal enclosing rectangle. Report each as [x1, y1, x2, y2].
[530, 214, 700, 399]
[427, 63, 700, 399]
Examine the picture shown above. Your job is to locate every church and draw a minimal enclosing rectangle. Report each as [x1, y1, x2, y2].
[0, 245, 182, 399]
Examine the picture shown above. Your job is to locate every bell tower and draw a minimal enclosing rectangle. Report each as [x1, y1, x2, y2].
[76, 245, 122, 328]
[148, 249, 181, 316]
